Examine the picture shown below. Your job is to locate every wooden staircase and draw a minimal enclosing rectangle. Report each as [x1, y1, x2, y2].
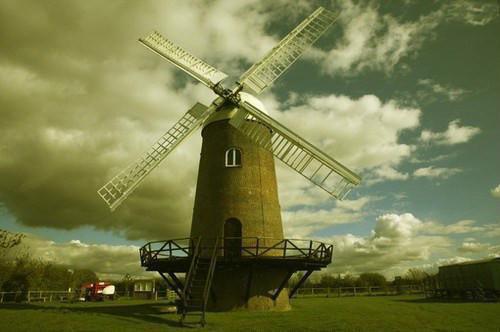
[180, 237, 218, 327]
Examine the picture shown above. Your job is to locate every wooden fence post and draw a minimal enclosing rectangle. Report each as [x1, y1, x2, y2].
[353, 287, 356, 297]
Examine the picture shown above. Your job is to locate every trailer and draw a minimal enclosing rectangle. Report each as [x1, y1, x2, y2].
[436, 257, 500, 300]
[80, 282, 116, 301]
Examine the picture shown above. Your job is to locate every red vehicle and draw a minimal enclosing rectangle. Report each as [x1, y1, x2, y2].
[81, 281, 116, 301]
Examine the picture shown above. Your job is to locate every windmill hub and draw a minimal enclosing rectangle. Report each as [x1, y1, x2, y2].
[204, 92, 268, 127]
[98, 6, 361, 325]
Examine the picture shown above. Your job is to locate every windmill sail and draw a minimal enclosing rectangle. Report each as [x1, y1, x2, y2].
[230, 100, 361, 199]
[139, 31, 228, 88]
[239, 7, 338, 95]
[98, 102, 212, 210]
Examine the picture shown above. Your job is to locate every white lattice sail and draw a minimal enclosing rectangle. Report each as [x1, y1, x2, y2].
[230, 100, 361, 199]
[239, 7, 339, 95]
[98, 103, 211, 210]
[139, 31, 228, 88]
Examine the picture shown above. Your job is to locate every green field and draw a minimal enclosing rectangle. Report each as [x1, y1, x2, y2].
[1, 295, 499, 331]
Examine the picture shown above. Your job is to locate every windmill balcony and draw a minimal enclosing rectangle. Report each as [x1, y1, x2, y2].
[139, 237, 333, 273]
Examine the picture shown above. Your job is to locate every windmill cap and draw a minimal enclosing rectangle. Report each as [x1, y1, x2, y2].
[203, 92, 268, 127]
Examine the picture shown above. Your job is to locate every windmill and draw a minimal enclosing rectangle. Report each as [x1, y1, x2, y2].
[98, 7, 360, 325]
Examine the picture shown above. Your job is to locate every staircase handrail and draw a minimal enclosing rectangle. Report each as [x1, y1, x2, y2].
[202, 237, 219, 313]
[182, 237, 201, 308]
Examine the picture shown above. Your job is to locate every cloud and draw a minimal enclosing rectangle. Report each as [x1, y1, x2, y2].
[422, 219, 484, 235]
[317, 1, 432, 75]
[318, 214, 499, 276]
[458, 241, 490, 253]
[491, 185, 500, 198]
[273, 94, 420, 171]
[420, 119, 481, 145]
[373, 213, 422, 239]
[282, 196, 374, 238]
[314, 0, 498, 76]
[413, 166, 461, 179]
[20, 234, 147, 279]
[272, 92, 419, 211]
[322, 213, 451, 276]
[0, 0, 285, 240]
[447, 1, 499, 26]
[417, 78, 468, 102]
[421, 220, 500, 239]
[366, 166, 409, 185]
[2, 1, 423, 241]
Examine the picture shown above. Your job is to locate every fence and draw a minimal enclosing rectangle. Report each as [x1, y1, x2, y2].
[0, 289, 178, 303]
[293, 285, 423, 298]
[1, 286, 422, 303]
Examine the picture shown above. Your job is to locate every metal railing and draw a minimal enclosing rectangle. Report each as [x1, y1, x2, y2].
[140, 237, 333, 267]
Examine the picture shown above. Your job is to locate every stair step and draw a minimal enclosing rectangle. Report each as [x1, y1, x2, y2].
[186, 305, 202, 310]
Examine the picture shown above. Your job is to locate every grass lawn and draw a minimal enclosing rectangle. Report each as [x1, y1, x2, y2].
[0, 295, 499, 331]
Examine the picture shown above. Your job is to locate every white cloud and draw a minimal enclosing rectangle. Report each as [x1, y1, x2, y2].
[313, 0, 498, 76]
[420, 119, 481, 145]
[422, 219, 484, 235]
[0, 0, 281, 240]
[413, 166, 461, 179]
[21, 235, 148, 279]
[421, 220, 500, 239]
[366, 165, 409, 185]
[273, 94, 420, 171]
[273, 93, 419, 214]
[447, 1, 499, 26]
[282, 196, 374, 238]
[317, 1, 430, 75]
[458, 241, 490, 253]
[491, 185, 500, 198]
[321, 213, 451, 276]
[316, 213, 498, 276]
[417, 78, 468, 101]
[373, 213, 422, 239]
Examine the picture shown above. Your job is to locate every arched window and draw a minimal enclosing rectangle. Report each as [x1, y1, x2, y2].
[225, 148, 241, 167]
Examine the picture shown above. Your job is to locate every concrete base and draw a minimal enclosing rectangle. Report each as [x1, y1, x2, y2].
[207, 266, 291, 311]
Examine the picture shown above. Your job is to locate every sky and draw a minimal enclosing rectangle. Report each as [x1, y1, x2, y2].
[0, 0, 499, 279]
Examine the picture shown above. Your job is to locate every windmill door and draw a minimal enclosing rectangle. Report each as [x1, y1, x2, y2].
[224, 218, 242, 258]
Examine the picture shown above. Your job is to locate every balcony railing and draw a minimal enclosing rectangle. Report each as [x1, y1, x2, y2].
[140, 237, 333, 267]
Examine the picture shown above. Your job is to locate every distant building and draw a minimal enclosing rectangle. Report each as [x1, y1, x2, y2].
[133, 279, 155, 299]
[437, 257, 500, 299]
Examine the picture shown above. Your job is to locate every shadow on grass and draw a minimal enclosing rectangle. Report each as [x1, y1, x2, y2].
[392, 297, 498, 304]
[0, 302, 187, 328]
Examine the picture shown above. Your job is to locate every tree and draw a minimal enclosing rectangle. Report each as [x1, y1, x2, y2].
[0, 229, 25, 291]
[405, 268, 429, 284]
[0, 229, 24, 249]
[357, 273, 387, 287]
[117, 273, 134, 297]
[71, 269, 98, 291]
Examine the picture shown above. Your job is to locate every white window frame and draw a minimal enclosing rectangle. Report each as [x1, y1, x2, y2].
[225, 148, 241, 167]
